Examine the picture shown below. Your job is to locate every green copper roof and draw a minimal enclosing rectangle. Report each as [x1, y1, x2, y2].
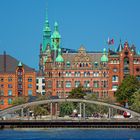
[51, 22, 61, 39]
[101, 48, 108, 62]
[18, 61, 23, 67]
[55, 48, 64, 62]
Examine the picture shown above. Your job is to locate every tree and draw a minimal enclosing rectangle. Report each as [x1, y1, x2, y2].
[30, 105, 48, 119]
[68, 85, 86, 99]
[130, 91, 140, 113]
[115, 75, 140, 105]
[12, 96, 28, 106]
[60, 102, 74, 117]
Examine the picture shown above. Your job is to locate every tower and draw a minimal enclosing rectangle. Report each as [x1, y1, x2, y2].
[51, 22, 61, 62]
[39, 9, 51, 73]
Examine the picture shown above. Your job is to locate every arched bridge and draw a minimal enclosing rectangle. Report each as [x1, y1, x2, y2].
[0, 98, 140, 117]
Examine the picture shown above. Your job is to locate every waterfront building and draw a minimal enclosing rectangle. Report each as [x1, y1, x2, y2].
[39, 12, 140, 99]
[36, 72, 46, 95]
[0, 52, 36, 110]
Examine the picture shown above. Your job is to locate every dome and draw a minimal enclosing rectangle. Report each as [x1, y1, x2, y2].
[101, 55, 108, 62]
[55, 48, 64, 62]
[100, 48, 108, 62]
[51, 22, 61, 39]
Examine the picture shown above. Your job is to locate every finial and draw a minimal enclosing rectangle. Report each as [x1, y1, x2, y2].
[54, 22, 58, 31]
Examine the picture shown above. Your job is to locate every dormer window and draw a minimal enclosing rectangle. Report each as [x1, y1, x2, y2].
[94, 62, 98, 67]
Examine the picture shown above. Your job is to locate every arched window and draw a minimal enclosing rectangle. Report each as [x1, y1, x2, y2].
[124, 57, 129, 65]
[66, 61, 70, 67]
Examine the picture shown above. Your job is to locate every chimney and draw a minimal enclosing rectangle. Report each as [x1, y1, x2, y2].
[4, 51, 6, 72]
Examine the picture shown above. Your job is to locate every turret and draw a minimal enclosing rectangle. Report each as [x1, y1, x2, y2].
[117, 39, 123, 52]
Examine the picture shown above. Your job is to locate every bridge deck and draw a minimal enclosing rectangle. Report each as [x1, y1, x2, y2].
[0, 120, 140, 129]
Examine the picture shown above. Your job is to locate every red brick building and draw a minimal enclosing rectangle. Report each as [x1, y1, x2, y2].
[0, 52, 36, 110]
[39, 13, 140, 99]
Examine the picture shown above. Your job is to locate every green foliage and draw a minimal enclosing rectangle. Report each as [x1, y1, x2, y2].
[130, 91, 140, 113]
[30, 105, 48, 118]
[68, 85, 86, 99]
[60, 102, 74, 117]
[36, 94, 50, 101]
[12, 97, 28, 106]
[115, 75, 140, 105]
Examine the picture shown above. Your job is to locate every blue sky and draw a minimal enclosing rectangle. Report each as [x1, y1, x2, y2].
[0, 0, 140, 70]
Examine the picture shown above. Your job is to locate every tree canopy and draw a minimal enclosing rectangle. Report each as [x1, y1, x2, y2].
[115, 75, 140, 105]
[130, 91, 140, 113]
[68, 85, 86, 99]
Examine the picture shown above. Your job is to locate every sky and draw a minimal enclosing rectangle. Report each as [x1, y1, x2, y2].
[0, 0, 140, 70]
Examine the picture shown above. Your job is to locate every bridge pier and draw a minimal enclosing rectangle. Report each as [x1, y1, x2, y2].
[83, 103, 85, 120]
[50, 102, 53, 120]
[21, 108, 24, 119]
[108, 107, 111, 119]
[55, 103, 58, 119]
[79, 103, 82, 119]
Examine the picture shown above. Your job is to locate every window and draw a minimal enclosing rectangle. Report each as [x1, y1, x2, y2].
[93, 72, 99, 77]
[136, 68, 140, 72]
[8, 77, 12, 82]
[42, 92, 46, 95]
[93, 81, 99, 88]
[66, 81, 71, 88]
[94, 62, 98, 67]
[112, 85, 118, 91]
[28, 90, 32, 96]
[0, 100, 4, 105]
[8, 90, 12, 96]
[17, 71, 23, 76]
[136, 75, 140, 81]
[57, 81, 61, 88]
[28, 77, 32, 82]
[0, 90, 4, 96]
[0, 78, 4, 82]
[75, 72, 80, 77]
[42, 79, 45, 83]
[8, 98, 12, 105]
[18, 77, 22, 82]
[48, 80, 52, 88]
[36, 85, 39, 90]
[101, 91, 108, 98]
[84, 81, 90, 88]
[42, 85, 45, 90]
[103, 72, 107, 77]
[8, 84, 12, 88]
[75, 81, 80, 87]
[112, 75, 118, 82]
[66, 61, 70, 67]
[66, 72, 71, 77]
[18, 84, 22, 89]
[36, 79, 39, 83]
[113, 68, 117, 72]
[28, 84, 32, 88]
[1, 84, 4, 88]
[102, 81, 108, 88]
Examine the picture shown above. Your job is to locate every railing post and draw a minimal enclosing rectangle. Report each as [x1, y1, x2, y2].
[108, 107, 111, 119]
[21, 108, 24, 119]
[83, 103, 85, 120]
[55, 103, 58, 119]
[27, 108, 30, 120]
[50, 102, 53, 120]
[79, 102, 82, 119]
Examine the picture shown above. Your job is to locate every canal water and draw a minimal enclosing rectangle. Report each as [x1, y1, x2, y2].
[0, 129, 140, 140]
